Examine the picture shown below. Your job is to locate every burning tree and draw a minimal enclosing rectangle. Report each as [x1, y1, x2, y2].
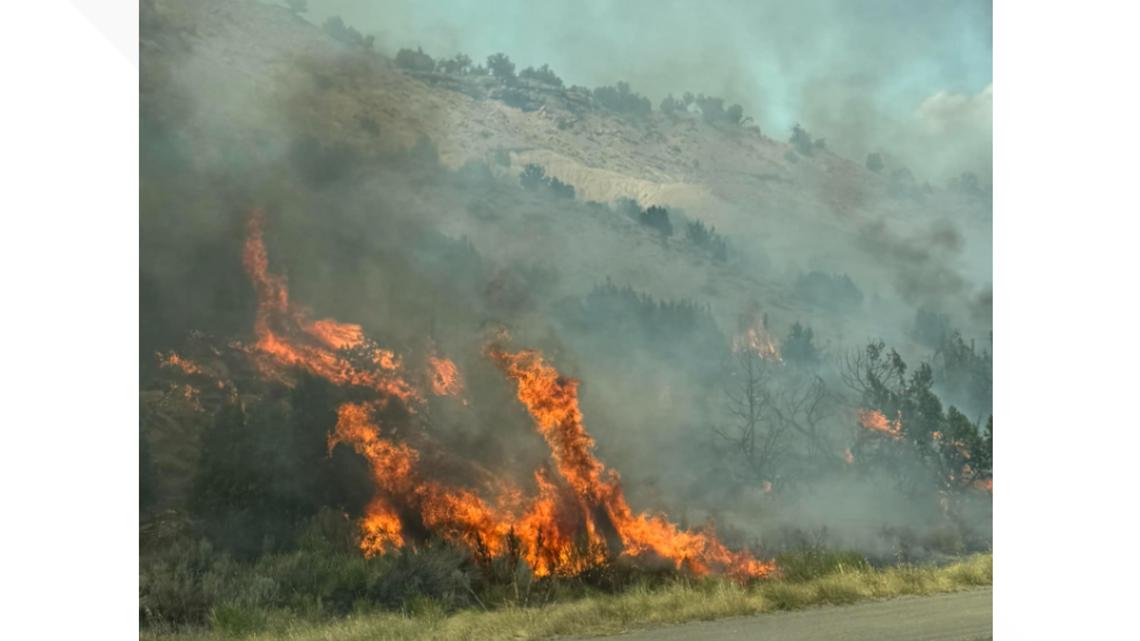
[716, 320, 838, 488]
[842, 340, 992, 495]
[714, 346, 785, 484]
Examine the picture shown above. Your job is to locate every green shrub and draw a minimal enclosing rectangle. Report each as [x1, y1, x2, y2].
[209, 604, 270, 637]
[592, 82, 651, 117]
[395, 48, 436, 73]
[487, 53, 516, 82]
[437, 53, 473, 75]
[773, 549, 870, 582]
[519, 64, 563, 88]
[518, 164, 575, 199]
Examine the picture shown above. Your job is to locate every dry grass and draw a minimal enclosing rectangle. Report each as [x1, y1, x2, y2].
[146, 553, 991, 641]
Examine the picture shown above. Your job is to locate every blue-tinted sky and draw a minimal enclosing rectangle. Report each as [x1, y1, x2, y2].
[304, 0, 992, 181]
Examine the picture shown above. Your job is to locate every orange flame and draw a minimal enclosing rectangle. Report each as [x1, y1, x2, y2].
[242, 209, 418, 402]
[732, 325, 783, 362]
[857, 408, 903, 440]
[240, 209, 774, 580]
[428, 355, 464, 397]
[157, 350, 205, 376]
[488, 345, 776, 579]
[330, 402, 506, 557]
[328, 401, 601, 574]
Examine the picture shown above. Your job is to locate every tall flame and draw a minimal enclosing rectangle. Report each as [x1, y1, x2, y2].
[239, 209, 774, 580]
[327, 400, 604, 575]
[330, 402, 509, 557]
[488, 346, 776, 579]
[242, 209, 417, 402]
[733, 327, 782, 362]
[732, 311, 782, 363]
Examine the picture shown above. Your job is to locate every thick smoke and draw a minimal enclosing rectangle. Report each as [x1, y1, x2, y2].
[141, 0, 991, 566]
[304, 0, 992, 184]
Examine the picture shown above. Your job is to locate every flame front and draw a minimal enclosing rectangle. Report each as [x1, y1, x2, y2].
[242, 209, 417, 402]
[236, 209, 775, 580]
[488, 346, 776, 579]
[327, 400, 605, 575]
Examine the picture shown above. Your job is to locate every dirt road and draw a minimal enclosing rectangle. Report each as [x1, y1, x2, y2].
[578, 587, 992, 641]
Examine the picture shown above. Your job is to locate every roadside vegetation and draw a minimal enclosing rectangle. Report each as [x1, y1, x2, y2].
[143, 550, 990, 641]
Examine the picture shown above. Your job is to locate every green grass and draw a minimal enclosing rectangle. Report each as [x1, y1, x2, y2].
[144, 553, 991, 641]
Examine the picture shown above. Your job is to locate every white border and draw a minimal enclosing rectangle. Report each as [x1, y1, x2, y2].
[2, 0, 137, 637]
[4, 1, 1140, 638]
[995, 1, 1140, 639]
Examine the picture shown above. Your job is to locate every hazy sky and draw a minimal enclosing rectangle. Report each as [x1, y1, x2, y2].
[302, 0, 992, 182]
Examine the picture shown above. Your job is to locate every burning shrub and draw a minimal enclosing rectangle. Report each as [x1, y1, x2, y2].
[842, 340, 993, 495]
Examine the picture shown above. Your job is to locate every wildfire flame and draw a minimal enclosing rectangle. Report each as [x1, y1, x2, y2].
[328, 400, 605, 575]
[732, 324, 783, 363]
[242, 209, 418, 402]
[732, 306, 782, 363]
[428, 355, 464, 397]
[857, 408, 903, 440]
[487, 345, 776, 579]
[237, 209, 775, 580]
[157, 351, 204, 376]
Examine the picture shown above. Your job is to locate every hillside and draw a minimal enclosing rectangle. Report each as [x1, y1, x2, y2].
[140, 0, 993, 617]
[142, 0, 992, 356]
